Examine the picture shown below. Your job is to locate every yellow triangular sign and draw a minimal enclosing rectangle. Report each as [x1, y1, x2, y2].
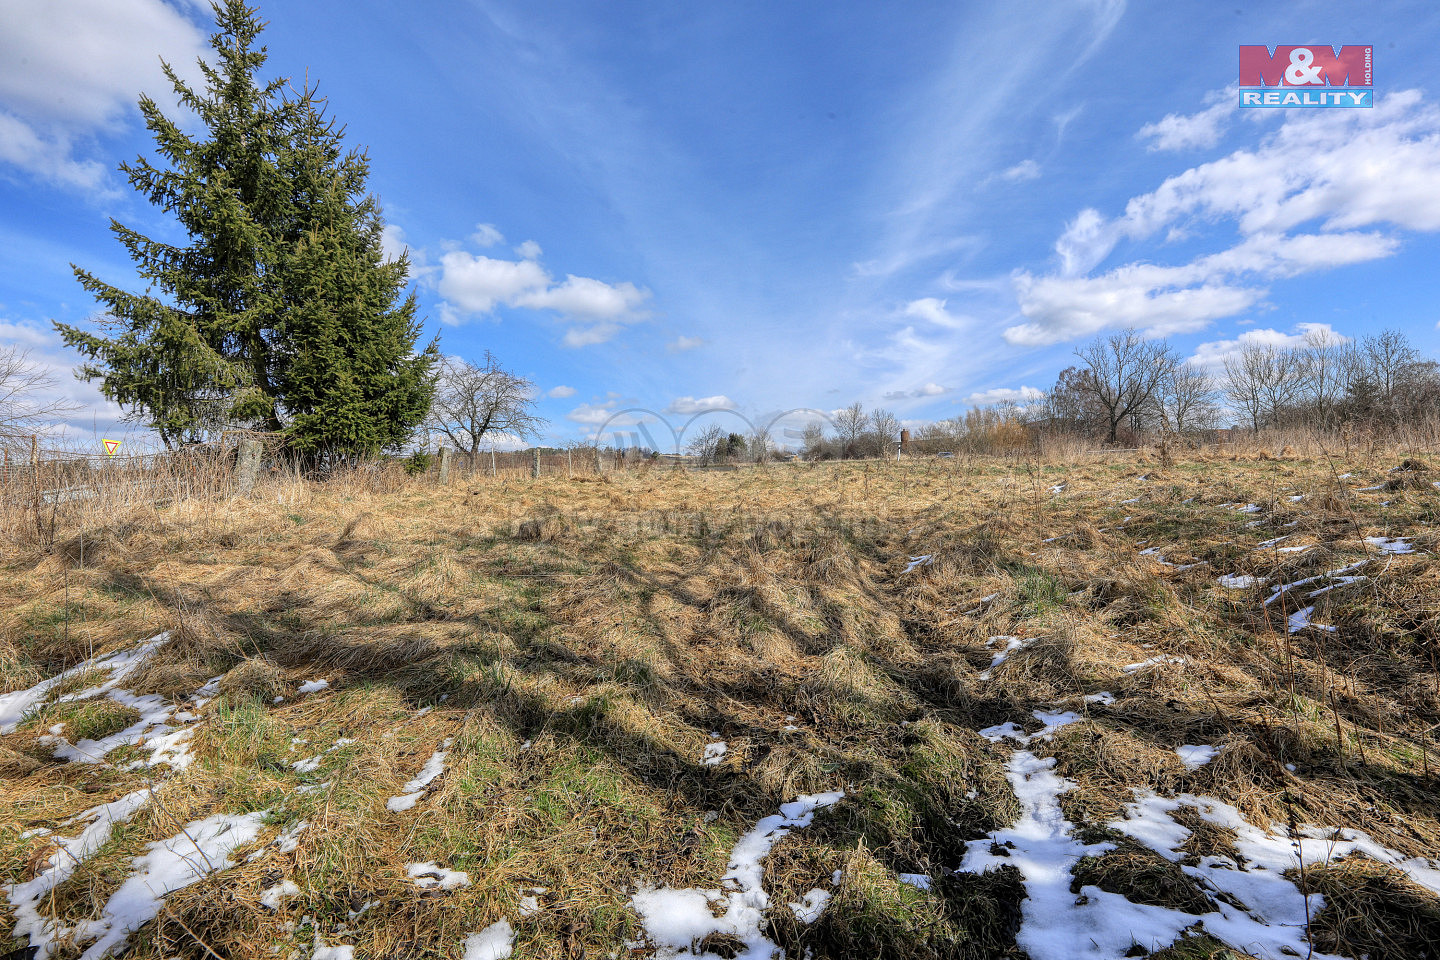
[103, 439, 120, 456]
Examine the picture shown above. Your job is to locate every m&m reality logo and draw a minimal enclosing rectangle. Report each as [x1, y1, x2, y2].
[1239, 45, 1372, 108]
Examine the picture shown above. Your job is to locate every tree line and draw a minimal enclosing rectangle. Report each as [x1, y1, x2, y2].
[1036, 327, 1440, 446]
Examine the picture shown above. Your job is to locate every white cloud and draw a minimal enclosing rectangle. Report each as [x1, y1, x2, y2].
[515, 274, 649, 320]
[1136, 86, 1237, 152]
[436, 252, 549, 314]
[996, 159, 1041, 182]
[667, 335, 706, 353]
[902, 297, 966, 328]
[0, 317, 128, 436]
[1055, 207, 1115, 277]
[565, 401, 619, 425]
[436, 245, 650, 345]
[964, 386, 1044, 406]
[470, 223, 504, 247]
[0, 0, 206, 191]
[665, 395, 734, 415]
[1010, 230, 1397, 346]
[1009, 92, 1440, 345]
[546, 385, 576, 398]
[515, 240, 542, 260]
[882, 383, 951, 402]
[0, 113, 110, 191]
[562, 324, 623, 348]
[1188, 323, 1348, 369]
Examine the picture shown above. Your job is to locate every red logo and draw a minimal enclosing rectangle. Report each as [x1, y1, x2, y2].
[1239, 46, 1372, 86]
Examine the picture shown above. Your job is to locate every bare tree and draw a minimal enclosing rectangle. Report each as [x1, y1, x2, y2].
[1, 346, 79, 446]
[427, 352, 546, 459]
[1074, 331, 1177, 444]
[834, 402, 869, 457]
[868, 408, 902, 458]
[686, 423, 728, 464]
[748, 423, 773, 463]
[1222, 341, 1302, 432]
[1156, 361, 1220, 435]
[1299, 327, 1346, 427]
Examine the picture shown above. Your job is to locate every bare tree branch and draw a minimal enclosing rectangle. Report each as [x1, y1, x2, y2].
[426, 352, 546, 459]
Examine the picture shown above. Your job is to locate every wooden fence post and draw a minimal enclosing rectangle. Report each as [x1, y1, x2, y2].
[438, 446, 452, 484]
[236, 438, 262, 494]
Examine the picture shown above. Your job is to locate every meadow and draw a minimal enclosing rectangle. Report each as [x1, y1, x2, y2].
[2, 447, 1439, 960]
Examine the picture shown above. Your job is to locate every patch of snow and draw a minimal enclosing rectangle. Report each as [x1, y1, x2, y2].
[979, 636, 1027, 680]
[1286, 606, 1336, 634]
[407, 862, 472, 890]
[628, 791, 844, 958]
[1217, 574, 1262, 589]
[702, 742, 728, 766]
[1082, 692, 1115, 706]
[312, 941, 355, 960]
[897, 873, 932, 891]
[71, 810, 268, 959]
[260, 879, 301, 910]
[5, 789, 152, 955]
[292, 755, 323, 773]
[1238, 503, 1262, 513]
[788, 888, 831, 923]
[1365, 536, 1414, 555]
[0, 633, 169, 735]
[387, 738, 453, 813]
[297, 679, 330, 694]
[518, 887, 548, 917]
[1175, 745, 1217, 770]
[902, 554, 933, 574]
[462, 920, 514, 960]
[1122, 656, 1185, 674]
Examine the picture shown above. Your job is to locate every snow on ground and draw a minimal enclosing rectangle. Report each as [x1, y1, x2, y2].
[979, 635, 1027, 680]
[902, 554, 933, 574]
[1238, 504, 1263, 513]
[73, 810, 268, 959]
[701, 741, 728, 766]
[1287, 606, 1337, 634]
[628, 791, 845, 958]
[1175, 745, 1217, 770]
[5, 790, 153, 954]
[387, 738, 454, 813]
[787, 888, 831, 923]
[407, 862, 472, 890]
[1217, 574, 1262, 589]
[1366, 536, 1414, 554]
[259, 879, 301, 910]
[297, 678, 331, 694]
[0, 633, 169, 735]
[1121, 656, 1185, 674]
[462, 920, 515, 960]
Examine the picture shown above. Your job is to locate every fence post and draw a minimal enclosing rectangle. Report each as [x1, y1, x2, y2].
[567, 449, 572, 478]
[595, 449, 603, 474]
[438, 446, 452, 484]
[531, 448, 541, 479]
[490, 448, 497, 477]
[236, 438, 262, 494]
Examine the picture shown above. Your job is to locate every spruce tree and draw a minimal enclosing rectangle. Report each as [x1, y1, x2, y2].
[272, 91, 436, 459]
[56, 0, 436, 455]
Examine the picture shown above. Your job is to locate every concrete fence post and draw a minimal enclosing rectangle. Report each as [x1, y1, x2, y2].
[531, 448, 541, 479]
[438, 446, 452, 484]
[236, 438, 262, 494]
[595, 449, 603, 474]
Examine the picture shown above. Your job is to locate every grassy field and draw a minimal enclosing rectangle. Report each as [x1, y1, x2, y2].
[3, 450, 1439, 960]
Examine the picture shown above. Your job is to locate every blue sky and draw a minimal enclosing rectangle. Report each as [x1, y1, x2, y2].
[4, 0, 1440, 451]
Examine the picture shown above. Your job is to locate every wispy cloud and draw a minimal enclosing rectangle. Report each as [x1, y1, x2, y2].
[1007, 92, 1440, 346]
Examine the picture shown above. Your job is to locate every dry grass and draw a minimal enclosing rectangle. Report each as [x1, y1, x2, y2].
[2, 449, 1439, 958]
